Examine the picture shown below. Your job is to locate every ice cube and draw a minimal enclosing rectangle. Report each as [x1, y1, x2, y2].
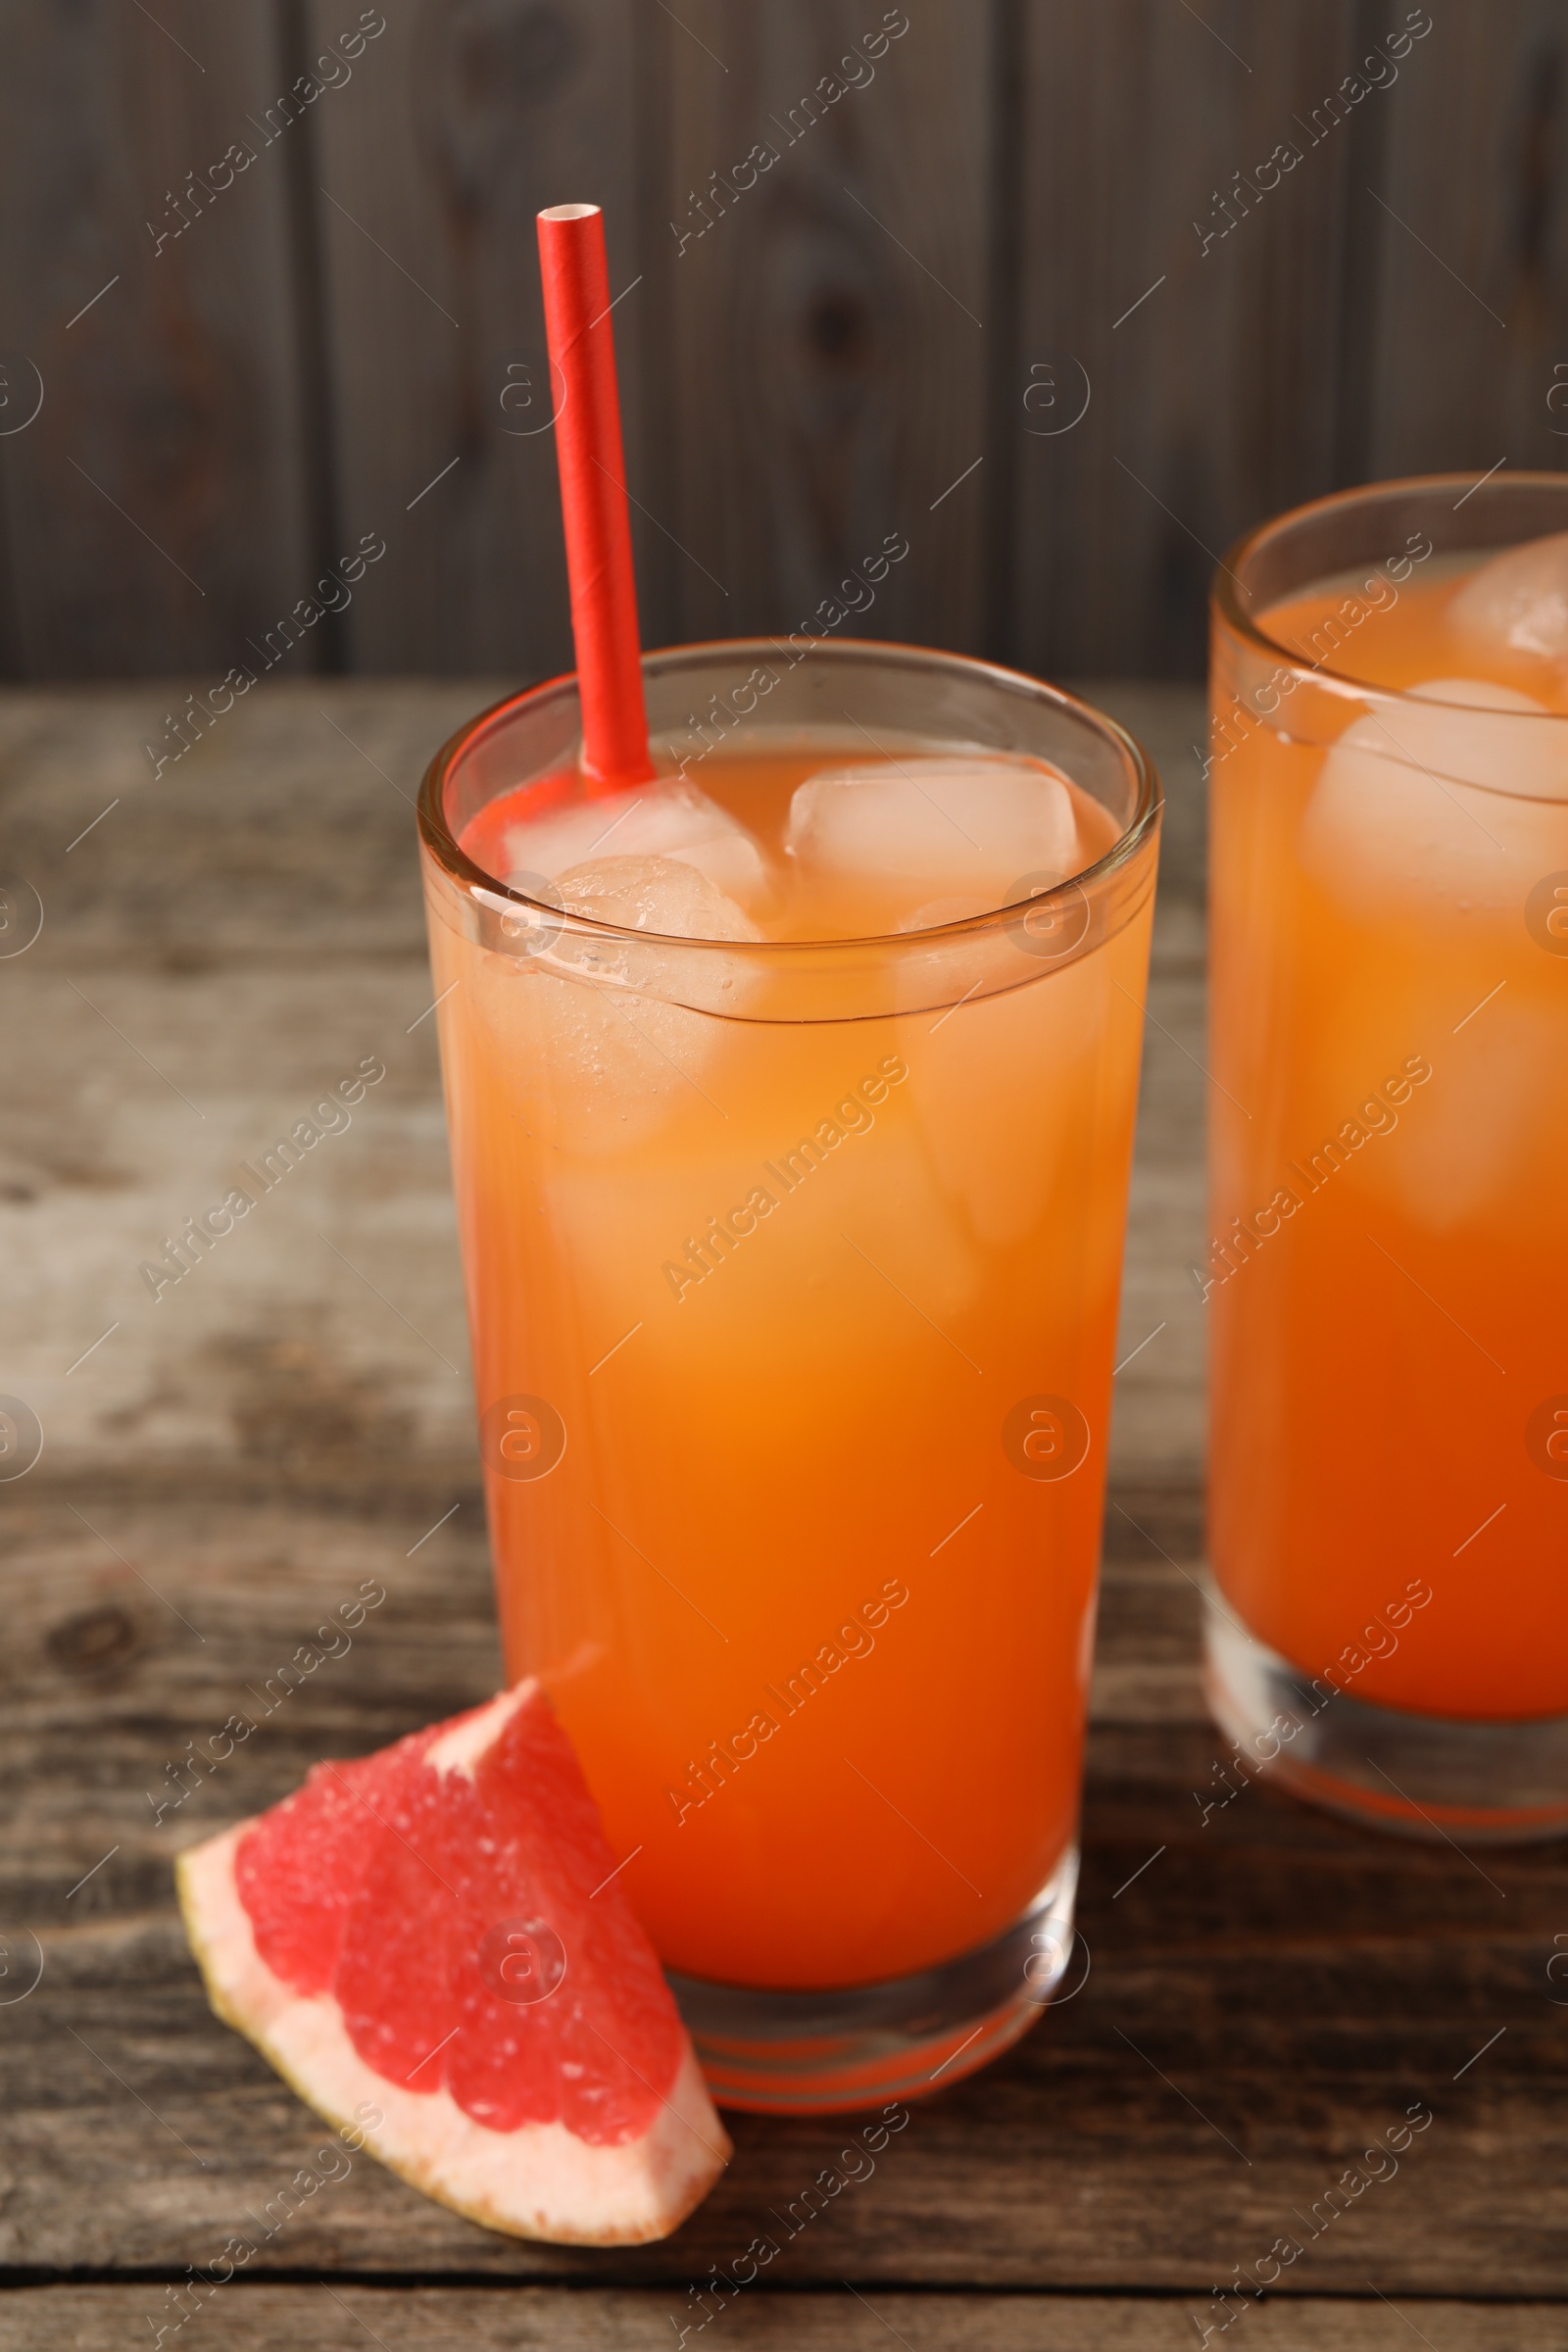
[898, 953, 1103, 1247]
[546, 854, 762, 1011]
[1350, 1000, 1561, 1236]
[500, 778, 768, 909]
[1449, 531, 1568, 665]
[468, 857, 760, 1157]
[785, 756, 1081, 906]
[1298, 677, 1568, 918]
[554, 853, 761, 945]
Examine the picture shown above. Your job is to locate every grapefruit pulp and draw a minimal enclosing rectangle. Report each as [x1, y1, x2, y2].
[176, 1681, 730, 2243]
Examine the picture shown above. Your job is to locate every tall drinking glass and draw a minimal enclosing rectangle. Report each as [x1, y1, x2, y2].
[1206, 475, 1568, 1841]
[419, 638, 1159, 2107]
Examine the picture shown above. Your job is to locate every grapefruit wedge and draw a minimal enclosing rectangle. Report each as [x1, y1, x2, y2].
[176, 1681, 730, 2243]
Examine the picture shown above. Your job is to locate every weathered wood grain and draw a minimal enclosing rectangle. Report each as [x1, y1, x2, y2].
[657, 0, 997, 654]
[3, 2285, 1560, 2352]
[0, 0, 318, 677]
[305, 0, 652, 675]
[3, 1485, 1566, 2290]
[4, 9, 1566, 684]
[1010, 1, 1369, 679]
[0, 675, 1208, 1485]
[7, 680, 1560, 2308]
[0, 1490, 1193, 1937]
[0, 679, 496, 1481]
[1363, 0, 1568, 480]
[0, 1496, 1207, 1936]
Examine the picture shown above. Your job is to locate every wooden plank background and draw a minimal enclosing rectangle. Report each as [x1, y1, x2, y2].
[1, 0, 1565, 682]
[10, 2287, 1568, 2352]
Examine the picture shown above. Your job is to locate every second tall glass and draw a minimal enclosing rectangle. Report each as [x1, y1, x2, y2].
[1206, 474, 1568, 1842]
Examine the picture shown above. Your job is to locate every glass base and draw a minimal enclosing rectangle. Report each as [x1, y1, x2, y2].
[667, 1847, 1080, 2114]
[1203, 1589, 1568, 1845]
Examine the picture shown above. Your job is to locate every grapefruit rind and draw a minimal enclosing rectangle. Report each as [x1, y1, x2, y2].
[176, 1772, 730, 2246]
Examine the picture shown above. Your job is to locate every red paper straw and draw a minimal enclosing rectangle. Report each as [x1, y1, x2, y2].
[537, 204, 655, 788]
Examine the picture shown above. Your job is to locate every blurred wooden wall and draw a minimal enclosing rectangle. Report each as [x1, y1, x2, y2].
[1, 0, 1566, 683]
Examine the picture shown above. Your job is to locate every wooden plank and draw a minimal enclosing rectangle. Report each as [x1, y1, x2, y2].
[2, 2284, 1557, 2352]
[0, 676, 1206, 1488]
[1011, 1, 1365, 676]
[0, 0, 317, 677]
[13, 682, 1562, 2301]
[1364, 0, 1568, 477]
[658, 0, 996, 653]
[305, 0, 650, 676]
[4, 1487, 1567, 2289]
[0, 678, 502, 1485]
[0, 1490, 1187, 1934]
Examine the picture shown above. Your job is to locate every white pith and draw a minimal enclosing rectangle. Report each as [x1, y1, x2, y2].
[176, 1810, 729, 2244]
[424, 1681, 534, 1781]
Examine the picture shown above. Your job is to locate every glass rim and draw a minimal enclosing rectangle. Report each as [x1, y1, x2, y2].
[416, 635, 1161, 959]
[1213, 467, 1568, 717]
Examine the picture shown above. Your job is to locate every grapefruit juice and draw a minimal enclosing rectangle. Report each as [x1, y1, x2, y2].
[1207, 479, 1568, 1831]
[419, 642, 1159, 2050]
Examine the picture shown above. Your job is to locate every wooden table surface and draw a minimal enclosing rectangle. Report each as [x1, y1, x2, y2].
[3, 680, 1564, 2351]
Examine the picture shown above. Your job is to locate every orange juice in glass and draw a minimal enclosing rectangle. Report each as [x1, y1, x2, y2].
[419, 638, 1159, 2108]
[1206, 475, 1568, 1842]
